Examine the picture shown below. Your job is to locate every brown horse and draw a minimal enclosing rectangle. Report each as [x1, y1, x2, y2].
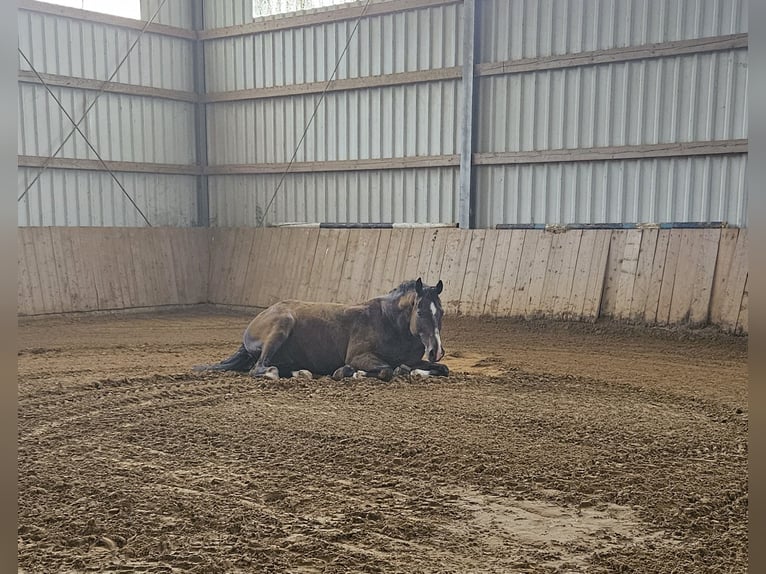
[195, 278, 448, 381]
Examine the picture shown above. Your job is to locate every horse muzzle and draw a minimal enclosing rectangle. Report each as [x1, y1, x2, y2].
[428, 346, 445, 363]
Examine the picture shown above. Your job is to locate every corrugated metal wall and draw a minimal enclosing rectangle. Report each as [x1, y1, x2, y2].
[474, 0, 749, 227]
[203, 0, 463, 226]
[18, 0, 748, 228]
[17, 1, 198, 227]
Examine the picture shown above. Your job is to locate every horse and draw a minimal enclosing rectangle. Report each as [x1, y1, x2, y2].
[194, 278, 449, 381]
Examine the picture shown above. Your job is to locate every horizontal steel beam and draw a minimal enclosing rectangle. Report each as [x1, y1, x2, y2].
[205, 154, 460, 175]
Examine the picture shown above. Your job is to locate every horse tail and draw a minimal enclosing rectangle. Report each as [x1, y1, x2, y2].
[193, 344, 257, 372]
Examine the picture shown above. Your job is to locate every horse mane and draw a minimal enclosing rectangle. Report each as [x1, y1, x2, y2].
[387, 280, 420, 298]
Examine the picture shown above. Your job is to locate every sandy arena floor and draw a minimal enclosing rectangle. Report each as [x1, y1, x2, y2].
[17, 307, 748, 573]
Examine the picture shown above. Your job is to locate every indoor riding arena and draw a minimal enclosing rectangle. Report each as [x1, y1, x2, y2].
[17, 1, 748, 573]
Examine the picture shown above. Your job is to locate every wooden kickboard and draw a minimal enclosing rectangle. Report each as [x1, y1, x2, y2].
[566, 230, 596, 320]
[581, 230, 612, 321]
[718, 229, 748, 332]
[655, 229, 684, 325]
[552, 230, 582, 318]
[507, 230, 539, 317]
[539, 232, 567, 317]
[687, 228, 722, 326]
[599, 230, 627, 318]
[736, 273, 748, 334]
[627, 229, 659, 322]
[613, 229, 643, 320]
[458, 230, 487, 315]
[423, 229, 449, 287]
[642, 229, 671, 324]
[483, 230, 514, 316]
[367, 229, 392, 299]
[525, 231, 553, 317]
[709, 228, 740, 325]
[440, 230, 472, 314]
[471, 229, 498, 316]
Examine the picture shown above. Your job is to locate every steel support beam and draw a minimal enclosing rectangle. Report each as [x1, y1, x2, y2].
[458, 0, 476, 229]
[192, 0, 209, 227]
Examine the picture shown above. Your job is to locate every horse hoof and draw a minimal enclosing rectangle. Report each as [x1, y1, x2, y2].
[292, 369, 313, 379]
[352, 370, 368, 379]
[393, 365, 411, 377]
[332, 365, 355, 380]
[377, 368, 393, 382]
[250, 365, 280, 380]
[411, 369, 431, 378]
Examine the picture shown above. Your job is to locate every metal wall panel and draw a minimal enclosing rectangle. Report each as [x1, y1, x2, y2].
[140, 0, 193, 29]
[203, 0, 252, 29]
[475, 154, 748, 227]
[18, 10, 194, 91]
[18, 168, 197, 227]
[18, 5, 198, 227]
[206, 81, 460, 164]
[18, 83, 197, 164]
[208, 168, 458, 226]
[478, 0, 747, 63]
[204, 3, 462, 92]
[475, 50, 748, 152]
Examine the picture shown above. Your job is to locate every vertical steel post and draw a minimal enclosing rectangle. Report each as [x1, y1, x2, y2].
[192, 0, 209, 226]
[458, 0, 477, 229]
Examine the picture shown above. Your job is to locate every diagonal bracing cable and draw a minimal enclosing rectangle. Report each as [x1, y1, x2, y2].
[18, 49, 153, 226]
[256, 0, 373, 227]
[17, 0, 169, 214]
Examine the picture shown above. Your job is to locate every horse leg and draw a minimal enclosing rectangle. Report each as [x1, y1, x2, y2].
[247, 314, 295, 380]
[347, 353, 394, 382]
[398, 361, 450, 378]
[332, 365, 356, 381]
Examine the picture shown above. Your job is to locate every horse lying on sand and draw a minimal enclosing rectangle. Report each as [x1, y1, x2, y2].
[194, 278, 449, 381]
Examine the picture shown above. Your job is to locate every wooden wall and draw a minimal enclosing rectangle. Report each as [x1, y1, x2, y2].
[18, 227, 209, 315]
[208, 227, 749, 334]
[18, 226, 748, 334]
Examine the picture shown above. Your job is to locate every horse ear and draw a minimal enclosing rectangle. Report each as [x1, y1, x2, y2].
[435, 280, 443, 294]
[415, 277, 423, 296]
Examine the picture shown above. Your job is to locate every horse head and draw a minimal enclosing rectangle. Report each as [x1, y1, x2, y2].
[410, 277, 445, 363]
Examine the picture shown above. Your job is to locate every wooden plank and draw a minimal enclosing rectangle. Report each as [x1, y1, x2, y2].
[668, 230, 700, 324]
[483, 230, 513, 316]
[296, 228, 321, 301]
[47, 227, 74, 313]
[524, 231, 553, 317]
[600, 230, 628, 317]
[458, 230, 487, 315]
[338, 231, 363, 303]
[473, 140, 747, 166]
[33, 227, 64, 313]
[476, 33, 747, 77]
[688, 228, 723, 326]
[341, 230, 381, 303]
[613, 229, 643, 320]
[325, 229, 351, 303]
[736, 274, 749, 334]
[18, 155, 201, 176]
[403, 229, 427, 282]
[205, 154, 459, 175]
[277, 229, 304, 301]
[112, 227, 139, 308]
[234, 228, 259, 304]
[310, 229, 335, 303]
[244, 228, 275, 307]
[186, 229, 210, 304]
[198, 0, 459, 39]
[566, 230, 597, 319]
[19, 229, 45, 314]
[581, 230, 612, 321]
[439, 230, 472, 314]
[423, 228, 449, 287]
[17, 230, 34, 315]
[539, 232, 567, 317]
[204, 67, 462, 103]
[718, 229, 748, 331]
[553, 230, 582, 318]
[18, 70, 197, 103]
[709, 228, 740, 325]
[493, 230, 526, 317]
[470, 229, 499, 316]
[627, 229, 659, 322]
[655, 229, 684, 324]
[262, 228, 291, 306]
[379, 230, 404, 293]
[508, 230, 540, 317]
[367, 229, 393, 299]
[126, 228, 150, 308]
[642, 230, 672, 324]
[392, 228, 415, 284]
